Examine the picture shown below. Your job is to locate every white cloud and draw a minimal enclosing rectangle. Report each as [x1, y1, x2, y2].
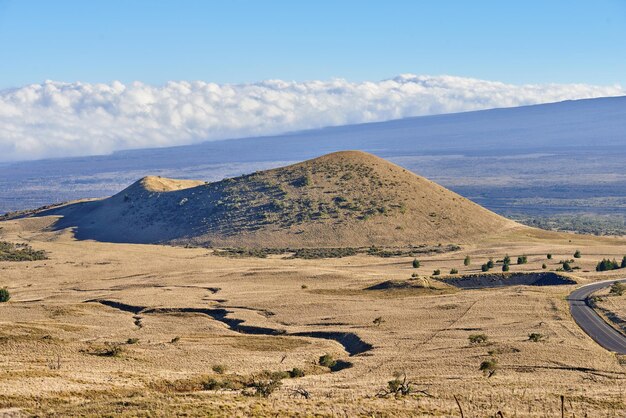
[0, 74, 623, 161]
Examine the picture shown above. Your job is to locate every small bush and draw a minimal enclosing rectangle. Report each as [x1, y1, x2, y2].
[412, 258, 420, 268]
[0, 288, 10, 303]
[319, 354, 337, 368]
[502, 263, 510, 272]
[517, 255, 527, 264]
[547, 253, 552, 259]
[247, 378, 282, 398]
[301, 284, 308, 289]
[373, 316, 384, 327]
[562, 261, 572, 272]
[542, 263, 547, 269]
[170, 336, 181, 344]
[450, 268, 458, 274]
[376, 371, 419, 398]
[487, 259, 495, 268]
[126, 338, 139, 344]
[289, 368, 306, 378]
[479, 358, 498, 376]
[503, 255, 511, 265]
[464, 256, 471, 266]
[528, 333, 544, 342]
[573, 250, 581, 258]
[432, 269, 441, 276]
[622, 256, 626, 269]
[469, 334, 488, 345]
[481, 263, 489, 272]
[610, 282, 626, 296]
[212, 364, 227, 374]
[84, 343, 124, 357]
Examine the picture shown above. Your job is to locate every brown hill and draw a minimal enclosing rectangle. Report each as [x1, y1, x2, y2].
[42, 151, 518, 247]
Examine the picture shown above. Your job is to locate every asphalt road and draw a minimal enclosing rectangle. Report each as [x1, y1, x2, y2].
[567, 278, 626, 354]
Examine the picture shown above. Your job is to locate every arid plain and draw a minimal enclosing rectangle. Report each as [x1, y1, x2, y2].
[1, 152, 626, 417]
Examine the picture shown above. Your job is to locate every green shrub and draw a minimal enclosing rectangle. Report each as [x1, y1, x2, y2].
[573, 250, 581, 258]
[487, 259, 495, 269]
[622, 256, 626, 269]
[0, 241, 47, 262]
[126, 338, 139, 344]
[542, 263, 547, 269]
[464, 256, 471, 266]
[562, 261, 573, 272]
[432, 269, 441, 276]
[517, 255, 527, 264]
[547, 253, 552, 259]
[450, 268, 458, 274]
[289, 368, 306, 378]
[319, 354, 337, 368]
[0, 288, 10, 303]
[468, 334, 488, 345]
[528, 333, 544, 342]
[502, 263, 509, 272]
[596, 258, 619, 272]
[479, 358, 498, 376]
[481, 263, 489, 272]
[503, 255, 511, 265]
[412, 258, 420, 268]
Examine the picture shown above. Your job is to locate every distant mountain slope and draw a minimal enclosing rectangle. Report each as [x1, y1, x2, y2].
[41, 151, 518, 247]
[1, 96, 624, 218]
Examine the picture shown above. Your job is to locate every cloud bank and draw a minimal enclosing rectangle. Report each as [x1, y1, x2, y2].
[0, 74, 623, 162]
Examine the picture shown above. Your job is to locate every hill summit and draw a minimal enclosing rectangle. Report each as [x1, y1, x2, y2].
[45, 151, 516, 247]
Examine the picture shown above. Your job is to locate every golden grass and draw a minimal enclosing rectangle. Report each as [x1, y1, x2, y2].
[0, 215, 625, 416]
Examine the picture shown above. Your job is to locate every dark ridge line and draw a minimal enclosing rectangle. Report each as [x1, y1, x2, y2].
[86, 299, 372, 356]
[442, 272, 577, 289]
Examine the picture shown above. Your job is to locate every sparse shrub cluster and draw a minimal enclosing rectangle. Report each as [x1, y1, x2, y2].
[450, 268, 458, 274]
[376, 371, 430, 399]
[82, 342, 124, 357]
[609, 281, 626, 296]
[481, 258, 495, 272]
[468, 334, 488, 345]
[202, 366, 307, 398]
[596, 258, 625, 272]
[290, 247, 358, 259]
[0, 241, 47, 261]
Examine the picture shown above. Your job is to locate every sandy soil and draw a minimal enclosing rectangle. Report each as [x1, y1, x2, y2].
[1, 216, 625, 416]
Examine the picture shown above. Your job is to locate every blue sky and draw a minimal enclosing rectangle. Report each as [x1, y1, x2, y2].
[0, 0, 625, 88]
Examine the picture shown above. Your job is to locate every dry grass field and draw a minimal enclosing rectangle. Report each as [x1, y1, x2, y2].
[1, 214, 626, 417]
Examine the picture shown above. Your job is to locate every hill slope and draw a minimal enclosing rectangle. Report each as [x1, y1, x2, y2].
[44, 151, 518, 247]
